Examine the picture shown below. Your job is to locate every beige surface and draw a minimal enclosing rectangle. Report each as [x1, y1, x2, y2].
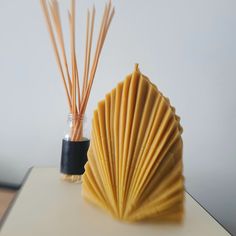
[0, 168, 230, 236]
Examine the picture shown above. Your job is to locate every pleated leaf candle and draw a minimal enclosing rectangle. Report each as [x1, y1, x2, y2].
[82, 64, 184, 222]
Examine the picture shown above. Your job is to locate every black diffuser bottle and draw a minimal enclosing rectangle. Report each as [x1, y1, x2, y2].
[61, 114, 90, 183]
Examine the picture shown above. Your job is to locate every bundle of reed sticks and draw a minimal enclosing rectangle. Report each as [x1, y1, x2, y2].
[40, 0, 115, 141]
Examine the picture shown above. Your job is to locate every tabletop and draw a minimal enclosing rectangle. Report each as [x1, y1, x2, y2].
[0, 167, 230, 236]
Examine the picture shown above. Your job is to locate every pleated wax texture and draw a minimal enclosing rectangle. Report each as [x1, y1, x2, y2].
[82, 66, 184, 222]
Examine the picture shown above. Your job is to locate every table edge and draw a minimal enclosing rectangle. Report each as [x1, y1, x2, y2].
[185, 190, 232, 235]
[0, 167, 33, 230]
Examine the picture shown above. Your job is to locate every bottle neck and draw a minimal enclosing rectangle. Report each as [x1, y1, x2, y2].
[66, 113, 85, 141]
[67, 113, 84, 126]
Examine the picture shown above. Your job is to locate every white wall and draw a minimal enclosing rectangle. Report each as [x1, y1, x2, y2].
[0, 0, 235, 234]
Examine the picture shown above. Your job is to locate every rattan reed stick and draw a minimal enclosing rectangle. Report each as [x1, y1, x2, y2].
[40, 0, 114, 141]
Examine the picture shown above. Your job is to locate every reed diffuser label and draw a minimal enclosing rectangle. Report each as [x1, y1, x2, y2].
[40, 0, 115, 180]
[82, 64, 184, 222]
[61, 139, 90, 175]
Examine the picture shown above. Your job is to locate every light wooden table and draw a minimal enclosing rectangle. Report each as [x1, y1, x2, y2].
[0, 168, 230, 236]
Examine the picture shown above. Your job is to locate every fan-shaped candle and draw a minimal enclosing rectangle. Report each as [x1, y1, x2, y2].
[82, 64, 184, 222]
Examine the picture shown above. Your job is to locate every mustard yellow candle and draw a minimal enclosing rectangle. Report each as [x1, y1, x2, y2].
[82, 64, 184, 222]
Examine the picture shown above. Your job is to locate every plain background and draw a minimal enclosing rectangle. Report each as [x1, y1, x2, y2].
[0, 0, 235, 234]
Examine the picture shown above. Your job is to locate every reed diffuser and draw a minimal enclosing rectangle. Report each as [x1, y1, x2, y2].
[40, 0, 114, 182]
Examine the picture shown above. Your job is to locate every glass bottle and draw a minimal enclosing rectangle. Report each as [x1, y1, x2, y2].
[61, 113, 90, 183]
